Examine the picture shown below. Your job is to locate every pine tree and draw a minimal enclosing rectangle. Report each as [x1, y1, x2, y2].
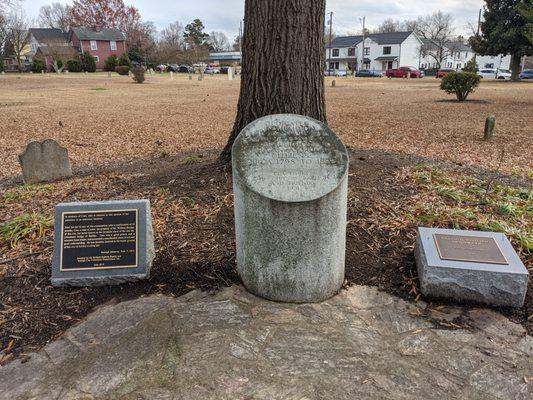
[469, 0, 533, 81]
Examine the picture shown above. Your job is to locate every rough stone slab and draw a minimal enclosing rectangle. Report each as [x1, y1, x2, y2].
[0, 285, 531, 400]
[415, 227, 529, 308]
[51, 200, 155, 287]
[18, 139, 72, 183]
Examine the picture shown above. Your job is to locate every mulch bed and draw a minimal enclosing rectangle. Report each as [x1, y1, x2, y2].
[0, 148, 531, 366]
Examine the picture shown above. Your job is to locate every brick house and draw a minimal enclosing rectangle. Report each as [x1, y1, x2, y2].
[69, 27, 126, 70]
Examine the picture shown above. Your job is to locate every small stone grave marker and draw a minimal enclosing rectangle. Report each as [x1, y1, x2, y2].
[19, 139, 72, 183]
[232, 114, 349, 303]
[170, 71, 174, 80]
[51, 200, 155, 287]
[228, 67, 234, 80]
[415, 227, 529, 308]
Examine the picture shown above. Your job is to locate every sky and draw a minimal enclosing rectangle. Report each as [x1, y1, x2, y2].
[22, 0, 484, 39]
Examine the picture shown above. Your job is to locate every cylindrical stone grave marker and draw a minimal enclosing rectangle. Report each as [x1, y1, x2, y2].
[232, 114, 349, 303]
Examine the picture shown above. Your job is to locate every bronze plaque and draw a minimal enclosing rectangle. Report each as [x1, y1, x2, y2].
[433, 234, 508, 265]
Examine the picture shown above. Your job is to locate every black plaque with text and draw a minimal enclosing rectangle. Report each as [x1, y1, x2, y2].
[60, 210, 138, 271]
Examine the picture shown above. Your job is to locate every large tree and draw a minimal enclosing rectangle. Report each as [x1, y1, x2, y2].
[220, 0, 327, 163]
[416, 11, 456, 68]
[470, 0, 532, 81]
[4, 9, 30, 71]
[207, 31, 230, 52]
[38, 2, 71, 31]
[184, 18, 209, 46]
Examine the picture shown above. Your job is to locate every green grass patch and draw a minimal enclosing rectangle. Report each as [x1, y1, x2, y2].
[182, 155, 201, 165]
[1, 184, 52, 203]
[0, 213, 53, 248]
[409, 164, 532, 254]
[90, 87, 107, 91]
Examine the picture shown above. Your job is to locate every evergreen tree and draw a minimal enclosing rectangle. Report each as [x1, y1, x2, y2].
[470, 0, 532, 81]
[184, 19, 209, 46]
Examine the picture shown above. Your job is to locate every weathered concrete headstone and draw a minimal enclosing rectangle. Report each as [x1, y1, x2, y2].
[484, 115, 496, 141]
[188, 74, 192, 80]
[332, 79, 336, 87]
[107, 71, 112, 78]
[228, 67, 234, 80]
[198, 75, 203, 81]
[170, 71, 174, 80]
[51, 200, 155, 287]
[415, 227, 529, 308]
[19, 139, 72, 184]
[232, 114, 349, 303]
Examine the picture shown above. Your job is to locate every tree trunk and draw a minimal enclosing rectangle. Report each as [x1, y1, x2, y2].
[510, 53, 521, 81]
[219, 0, 327, 164]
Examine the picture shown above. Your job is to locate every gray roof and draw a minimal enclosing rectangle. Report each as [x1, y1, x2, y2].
[421, 38, 472, 52]
[29, 28, 68, 44]
[70, 27, 125, 41]
[328, 31, 415, 48]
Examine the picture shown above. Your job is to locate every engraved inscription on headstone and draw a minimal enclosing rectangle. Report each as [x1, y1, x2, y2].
[60, 210, 138, 271]
[434, 233, 508, 265]
[52, 200, 155, 287]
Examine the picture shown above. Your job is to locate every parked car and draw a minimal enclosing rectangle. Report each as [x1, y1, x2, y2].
[385, 66, 423, 78]
[519, 69, 533, 79]
[477, 68, 512, 80]
[166, 64, 179, 72]
[177, 65, 193, 73]
[355, 69, 382, 78]
[324, 69, 347, 77]
[204, 67, 220, 74]
[436, 68, 455, 78]
[155, 64, 167, 72]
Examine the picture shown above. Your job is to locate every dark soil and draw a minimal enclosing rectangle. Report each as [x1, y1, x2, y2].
[1, 148, 531, 365]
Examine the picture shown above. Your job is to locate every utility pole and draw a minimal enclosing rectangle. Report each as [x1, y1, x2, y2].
[328, 11, 333, 76]
[360, 16, 366, 73]
[473, 8, 482, 67]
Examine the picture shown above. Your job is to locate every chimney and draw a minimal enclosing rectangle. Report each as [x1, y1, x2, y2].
[93, 25, 101, 32]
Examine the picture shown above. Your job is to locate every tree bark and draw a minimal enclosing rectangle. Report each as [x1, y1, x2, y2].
[219, 0, 327, 164]
[510, 53, 521, 82]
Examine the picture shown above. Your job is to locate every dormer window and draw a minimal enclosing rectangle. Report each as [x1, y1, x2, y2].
[90, 40, 97, 50]
[110, 41, 117, 51]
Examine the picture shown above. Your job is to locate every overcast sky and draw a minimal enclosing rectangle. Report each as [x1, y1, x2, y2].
[22, 0, 484, 39]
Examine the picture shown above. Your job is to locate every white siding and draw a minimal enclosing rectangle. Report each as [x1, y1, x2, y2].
[398, 33, 422, 69]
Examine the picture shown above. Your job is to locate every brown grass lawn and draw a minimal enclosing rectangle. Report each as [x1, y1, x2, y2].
[0, 73, 532, 180]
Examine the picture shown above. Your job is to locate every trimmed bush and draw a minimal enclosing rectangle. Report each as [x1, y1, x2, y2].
[440, 71, 481, 101]
[118, 53, 132, 67]
[80, 53, 96, 72]
[104, 55, 118, 71]
[131, 67, 145, 83]
[115, 65, 130, 76]
[32, 59, 46, 73]
[66, 59, 82, 72]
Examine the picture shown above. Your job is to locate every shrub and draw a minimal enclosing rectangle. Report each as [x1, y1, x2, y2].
[80, 53, 96, 72]
[118, 53, 132, 67]
[0, 58, 4, 72]
[115, 65, 130, 76]
[32, 59, 46, 73]
[104, 54, 118, 71]
[131, 67, 145, 83]
[440, 71, 481, 101]
[67, 59, 82, 72]
[463, 58, 478, 73]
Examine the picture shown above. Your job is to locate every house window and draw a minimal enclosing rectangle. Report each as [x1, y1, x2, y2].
[332, 49, 339, 57]
[329, 62, 339, 69]
[363, 47, 370, 55]
[90, 40, 97, 50]
[348, 48, 355, 57]
[110, 41, 117, 51]
[383, 46, 391, 55]
[457, 63, 461, 69]
[94, 56, 99, 63]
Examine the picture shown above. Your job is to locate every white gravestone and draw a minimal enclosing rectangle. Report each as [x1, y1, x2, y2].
[232, 114, 349, 303]
[228, 67, 234, 80]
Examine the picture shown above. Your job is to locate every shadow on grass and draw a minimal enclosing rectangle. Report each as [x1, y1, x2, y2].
[434, 99, 491, 104]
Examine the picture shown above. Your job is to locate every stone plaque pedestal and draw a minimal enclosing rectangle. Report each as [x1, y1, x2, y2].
[415, 227, 529, 308]
[232, 114, 349, 303]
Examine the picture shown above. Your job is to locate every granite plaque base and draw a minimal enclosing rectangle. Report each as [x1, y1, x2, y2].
[51, 200, 155, 287]
[415, 227, 529, 308]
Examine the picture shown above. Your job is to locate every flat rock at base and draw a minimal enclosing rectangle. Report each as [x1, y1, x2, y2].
[1, 285, 531, 400]
[19, 139, 72, 183]
[415, 227, 529, 308]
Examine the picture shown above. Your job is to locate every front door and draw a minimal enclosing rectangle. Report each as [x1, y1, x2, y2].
[387, 61, 393, 70]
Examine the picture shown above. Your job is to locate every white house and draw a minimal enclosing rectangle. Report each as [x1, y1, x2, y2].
[326, 31, 423, 73]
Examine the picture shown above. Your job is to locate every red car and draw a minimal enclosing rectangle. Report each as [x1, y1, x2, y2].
[436, 68, 455, 78]
[385, 66, 424, 78]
